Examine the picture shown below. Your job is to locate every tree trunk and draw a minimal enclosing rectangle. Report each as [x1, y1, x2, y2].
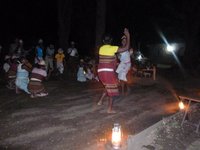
[182, 1, 200, 68]
[95, 0, 106, 50]
[57, 0, 73, 50]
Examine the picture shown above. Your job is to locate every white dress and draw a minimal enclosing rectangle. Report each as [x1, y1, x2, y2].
[116, 50, 131, 81]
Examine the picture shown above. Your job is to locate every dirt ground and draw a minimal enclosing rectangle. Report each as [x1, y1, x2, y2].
[0, 69, 200, 150]
[153, 105, 200, 150]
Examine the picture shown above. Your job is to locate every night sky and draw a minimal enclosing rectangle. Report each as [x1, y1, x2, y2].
[0, 0, 57, 47]
[0, 0, 197, 55]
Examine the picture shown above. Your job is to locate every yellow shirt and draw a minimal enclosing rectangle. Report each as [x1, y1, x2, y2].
[55, 53, 65, 62]
[99, 45, 118, 56]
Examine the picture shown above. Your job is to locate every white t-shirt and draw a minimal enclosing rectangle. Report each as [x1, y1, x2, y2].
[67, 48, 78, 57]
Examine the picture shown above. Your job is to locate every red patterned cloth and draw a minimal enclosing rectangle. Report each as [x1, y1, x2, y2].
[98, 60, 119, 97]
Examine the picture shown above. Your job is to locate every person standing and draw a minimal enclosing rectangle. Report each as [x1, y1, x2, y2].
[15, 39, 25, 58]
[35, 39, 44, 64]
[55, 48, 65, 79]
[97, 28, 130, 113]
[66, 41, 79, 78]
[45, 44, 55, 79]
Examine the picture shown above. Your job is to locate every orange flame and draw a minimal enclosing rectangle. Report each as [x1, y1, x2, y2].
[179, 101, 185, 110]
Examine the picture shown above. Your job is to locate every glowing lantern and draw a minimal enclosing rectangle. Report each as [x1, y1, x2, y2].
[179, 101, 185, 110]
[112, 123, 122, 149]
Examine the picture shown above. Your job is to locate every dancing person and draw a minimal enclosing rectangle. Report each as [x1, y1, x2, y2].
[15, 57, 32, 94]
[28, 60, 48, 98]
[116, 36, 133, 95]
[97, 28, 130, 113]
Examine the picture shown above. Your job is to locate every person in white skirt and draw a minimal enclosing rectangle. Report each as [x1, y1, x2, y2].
[116, 36, 133, 95]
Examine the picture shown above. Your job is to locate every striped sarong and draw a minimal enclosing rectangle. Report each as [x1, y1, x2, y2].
[98, 55, 119, 96]
[28, 80, 46, 94]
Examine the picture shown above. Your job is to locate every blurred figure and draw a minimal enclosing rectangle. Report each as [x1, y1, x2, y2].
[6, 55, 18, 89]
[0, 45, 5, 70]
[66, 41, 79, 78]
[3, 55, 11, 77]
[55, 48, 65, 79]
[85, 66, 94, 80]
[67, 41, 79, 58]
[77, 59, 87, 82]
[88, 59, 99, 81]
[45, 44, 55, 79]
[15, 39, 25, 58]
[15, 57, 32, 94]
[35, 38, 44, 64]
[28, 60, 48, 98]
[0, 45, 2, 60]
[9, 38, 19, 55]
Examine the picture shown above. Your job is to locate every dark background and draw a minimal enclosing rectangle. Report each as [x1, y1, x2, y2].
[0, 0, 57, 48]
[0, 0, 200, 58]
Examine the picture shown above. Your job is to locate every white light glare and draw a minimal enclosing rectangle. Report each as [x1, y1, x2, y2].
[179, 101, 185, 110]
[137, 55, 142, 61]
[167, 45, 175, 52]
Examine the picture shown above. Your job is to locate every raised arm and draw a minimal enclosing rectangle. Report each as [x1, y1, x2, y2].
[117, 28, 130, 53]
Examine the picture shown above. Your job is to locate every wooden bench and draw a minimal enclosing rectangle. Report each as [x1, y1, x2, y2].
[141, 66, 156, 80]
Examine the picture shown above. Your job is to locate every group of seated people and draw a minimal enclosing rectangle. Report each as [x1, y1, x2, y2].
[2, 53, 99, 99]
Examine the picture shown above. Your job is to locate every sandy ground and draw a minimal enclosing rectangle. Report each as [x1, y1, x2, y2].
[0, 69, 200, 150]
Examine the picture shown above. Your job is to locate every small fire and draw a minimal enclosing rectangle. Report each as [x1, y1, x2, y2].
[179, 101, 185, 110]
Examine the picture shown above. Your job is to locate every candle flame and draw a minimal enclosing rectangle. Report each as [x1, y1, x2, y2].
[112, 130, 121, 143]
[179, 101, 185, 110]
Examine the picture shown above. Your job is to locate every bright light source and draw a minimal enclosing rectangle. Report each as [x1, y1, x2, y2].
[167, 45, 175, 52]
[179, 101, 185, 110]
[112, 123, 122, 149]
[137, 55, 142, 61]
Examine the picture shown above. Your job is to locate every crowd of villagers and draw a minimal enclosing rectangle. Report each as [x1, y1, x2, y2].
[1, 29, 136, 113]
[1, 39, 99, 98]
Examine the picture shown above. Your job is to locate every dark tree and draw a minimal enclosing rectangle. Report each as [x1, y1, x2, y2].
[158, 0, 200, 68]
[57, 0, 73, 50]
[95, 0, 106, 49]
[181, 0, 200, 68]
